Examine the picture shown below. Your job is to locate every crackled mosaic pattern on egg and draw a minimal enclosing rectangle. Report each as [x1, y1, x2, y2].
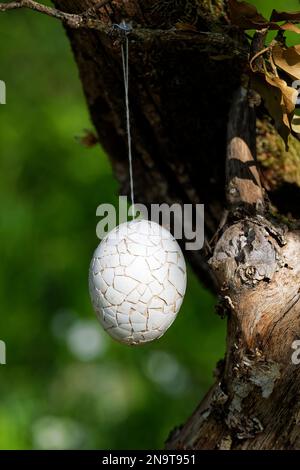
[89, 220, 187, 345]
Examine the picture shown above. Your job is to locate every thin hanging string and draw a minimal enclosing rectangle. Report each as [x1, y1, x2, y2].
[121, 29, 135, 217]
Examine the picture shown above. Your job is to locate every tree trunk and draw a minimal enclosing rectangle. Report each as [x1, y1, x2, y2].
[51, 0, 300, 450]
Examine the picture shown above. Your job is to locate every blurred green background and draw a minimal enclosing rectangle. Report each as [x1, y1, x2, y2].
[0, 0, 298, 450]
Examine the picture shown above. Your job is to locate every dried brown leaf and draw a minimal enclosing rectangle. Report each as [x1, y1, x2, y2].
[229, 1, 300, 33]
[272, 45, 300, 80]
[279, 22, 300, 34]
[228, 0, 268, 29]
[251, 73, 297, 148]
[270, 10, 300, 22]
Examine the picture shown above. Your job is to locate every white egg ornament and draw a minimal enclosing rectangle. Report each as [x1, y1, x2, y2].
[89, 219, 187, 345]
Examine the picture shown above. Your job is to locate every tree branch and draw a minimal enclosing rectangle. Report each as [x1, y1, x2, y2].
[226, 86, 265, 214]
[0, 0, 110, 28]
[0, 0, 247, 58]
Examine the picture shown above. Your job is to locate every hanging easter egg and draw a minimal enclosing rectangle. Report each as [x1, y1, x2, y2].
[89, 219, 187, 345]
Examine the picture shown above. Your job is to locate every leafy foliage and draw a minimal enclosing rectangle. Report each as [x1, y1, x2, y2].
[229, 0, 300, 148]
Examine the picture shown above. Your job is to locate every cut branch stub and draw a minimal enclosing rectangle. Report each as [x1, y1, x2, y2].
[210, 219, 280, 290]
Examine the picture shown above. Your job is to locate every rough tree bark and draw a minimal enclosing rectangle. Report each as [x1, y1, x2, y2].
[3, 0, 300, 450]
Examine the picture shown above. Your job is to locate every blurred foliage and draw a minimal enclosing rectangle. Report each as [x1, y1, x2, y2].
[0, 0, 298, 450]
